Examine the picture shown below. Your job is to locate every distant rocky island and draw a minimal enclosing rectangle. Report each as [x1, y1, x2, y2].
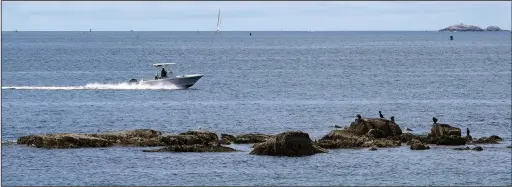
[438, 23, 509, 32]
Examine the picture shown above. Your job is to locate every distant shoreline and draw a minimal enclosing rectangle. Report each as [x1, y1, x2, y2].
[4, 30, 511, 32]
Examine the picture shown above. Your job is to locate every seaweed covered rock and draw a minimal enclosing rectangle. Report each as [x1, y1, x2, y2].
[410, 141, 430, 150]
[161, 130, 221, 146]
[17, 133, 113, 148]
[390, 133, 430, 145]
[161, 135, 208, 146]
[316, 130, 367, 149]
[221, 133, 236, 144]
[88, 129, 165, 146]
[470, 135, 503, 144]
[316, 130, 401, 149]
[347, 118, 402, 138]
[234, 133, 274, 144]
[366, 129, 386, 139]
[431, 135, 467, 146]
[251, 131, 327, 157]
[179, 130, 219, 143]
[430, 124, 461, 138]
[143, 145, 237, 152]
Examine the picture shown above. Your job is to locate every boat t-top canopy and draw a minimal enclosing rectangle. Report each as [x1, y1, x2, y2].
[152, 63, 176, 68]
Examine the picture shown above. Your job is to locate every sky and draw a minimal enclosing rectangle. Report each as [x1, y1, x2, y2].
[1, 1, 511, 31]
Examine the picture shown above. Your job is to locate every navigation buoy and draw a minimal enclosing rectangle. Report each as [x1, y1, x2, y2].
[249, 32, 252, 36]
[450, 36, 453, 40]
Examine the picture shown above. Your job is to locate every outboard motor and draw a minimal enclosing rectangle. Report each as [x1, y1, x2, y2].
[128, 78, 139, 85]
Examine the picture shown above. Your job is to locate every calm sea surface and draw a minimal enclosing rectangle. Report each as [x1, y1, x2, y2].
[1, 31, 511, 186]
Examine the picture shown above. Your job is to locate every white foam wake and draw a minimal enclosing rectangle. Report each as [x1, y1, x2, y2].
[2, 82, 180, 90]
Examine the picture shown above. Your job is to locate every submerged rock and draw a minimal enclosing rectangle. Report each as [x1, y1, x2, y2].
[470, 135, 503, 144]
[17, 133, 113, 148]
[251, 131, 327, 157]
[473, 146, 483, 151]
[143, 145, 237, 152]
[369, 146, 378, 151]
[454, 146, 483, 151]
[410, 141, 430, 150]
[234, 133, 274, 144]
[506, 145, 511, 149]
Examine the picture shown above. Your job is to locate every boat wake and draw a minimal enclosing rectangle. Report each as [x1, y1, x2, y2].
[2, 82, 181, 90]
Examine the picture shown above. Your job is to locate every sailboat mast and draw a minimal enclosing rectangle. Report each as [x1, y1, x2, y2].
[216, 9, 221, 33]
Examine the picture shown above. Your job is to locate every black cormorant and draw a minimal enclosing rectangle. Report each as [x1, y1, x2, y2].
[433, 117, 438, 124]
[379, 111, 384, 118]
[356, 114, 362, 120]
[390, 116, 395, 122]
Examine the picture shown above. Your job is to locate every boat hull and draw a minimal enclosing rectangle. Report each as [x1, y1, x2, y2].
[136, 74, 203, 89]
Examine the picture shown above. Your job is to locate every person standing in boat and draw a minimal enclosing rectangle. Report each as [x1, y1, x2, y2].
[160, 67, 167, 78]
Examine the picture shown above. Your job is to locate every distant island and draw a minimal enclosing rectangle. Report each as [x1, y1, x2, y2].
[439, 23, 509, 32]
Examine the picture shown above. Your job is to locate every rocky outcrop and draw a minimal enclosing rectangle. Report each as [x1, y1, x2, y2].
[17, 133, 113, 148]
[161, 130, 222, 146]
[439, 23, 484, 32]
[430, 124, 461, 138]
[234, 133, 274, 144]
[485, 26, 503, 31]
[88, 129, 164, 146]
[143, 145, 237, 152]
[369, 146, 377, 151]
[470, 135, 503, 144]
[428, 124, 466, 145]
[250, 131, 327, 157]
[316, 129, 401, 149]
[346, 118, 402, 138]
[221, 133, 236, 144]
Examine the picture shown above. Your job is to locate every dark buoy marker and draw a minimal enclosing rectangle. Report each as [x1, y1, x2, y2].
[450, 36, 453, 40]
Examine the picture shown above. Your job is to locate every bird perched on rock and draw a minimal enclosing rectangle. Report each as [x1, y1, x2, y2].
[334, 125, 342, 128]
[379, 111, 384, 118]
[432, 117, 438, 124]
[356, 114, 362, 120]
[405, 127, 413, 131]
[390, 116, 395, 122]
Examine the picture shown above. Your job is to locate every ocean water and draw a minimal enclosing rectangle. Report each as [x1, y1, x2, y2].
[1, 31, 511, 186]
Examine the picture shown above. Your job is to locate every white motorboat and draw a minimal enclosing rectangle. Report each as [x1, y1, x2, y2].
[128, 63, 203, 89]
